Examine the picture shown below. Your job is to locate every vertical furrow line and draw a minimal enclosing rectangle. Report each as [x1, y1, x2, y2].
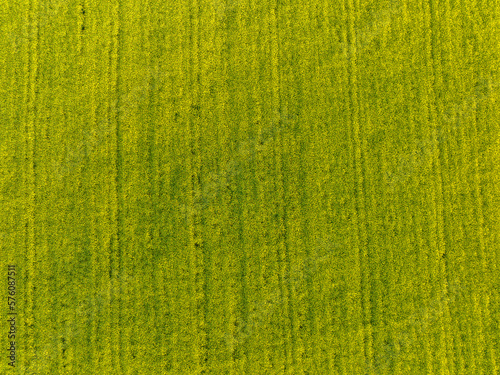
[274, 67, 294, 375]
[109, 0, 122, 372]
[279, 2, 305, 371]
[346, 0, 374, 372]
[88, 2, 100, 370]
[89, 145, 99, 373]
[144, 0, 154, 370]
[395, 57, 419, 371]
[453, 6, 471, 373]
[101, 2, 114, 370]
[456, 87, 473, 374]
[173, 1, 191, 370]
[24, 0, 39, 369]
[403, 19, 432, 367]
[440, 0, 461, 373]
[484, 81, 500, 375]
[296, 6, 314, 370]
[197, 0, 209, 370]
[427, 0, 454, 373]
[248, 6, 268, 370]
[145, 0, 164, 371]
[169, 3, 181, 373]
[340, 0, 364, 372]
[461, 3, 482, 372]
[298, 5, 321, 372]
[235, 119, 250, 374]
[484, 74, 500, 375]
[467, 3, 494, 368]
[282, 6, 299, 373]
[270, 0, 294, 372]
[74, 0, 91, 369]
[213, 1, 239, 371]
[421, 0, 440, 372]
[156, 4, 177, 370]
[187, 0, 206, 370]
[470, 95, 490, 374]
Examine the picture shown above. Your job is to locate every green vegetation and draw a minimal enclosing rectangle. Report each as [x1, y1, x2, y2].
[1, 0, 499, 373]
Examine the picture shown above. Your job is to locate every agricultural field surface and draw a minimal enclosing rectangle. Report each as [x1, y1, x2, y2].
[1, 0, 499, 374]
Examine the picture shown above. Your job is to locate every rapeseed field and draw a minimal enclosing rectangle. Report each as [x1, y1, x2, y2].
[1, 0, 499, 374]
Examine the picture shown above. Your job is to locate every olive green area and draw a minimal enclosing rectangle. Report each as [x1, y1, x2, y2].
[1, 0, 499, 373]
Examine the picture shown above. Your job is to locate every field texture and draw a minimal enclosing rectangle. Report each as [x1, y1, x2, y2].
[1, 0, 500, 374]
